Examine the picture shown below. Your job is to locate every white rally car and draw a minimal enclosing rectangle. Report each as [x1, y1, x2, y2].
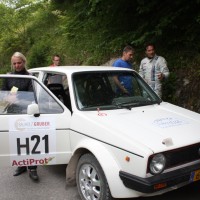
[0, 66, 200, 200]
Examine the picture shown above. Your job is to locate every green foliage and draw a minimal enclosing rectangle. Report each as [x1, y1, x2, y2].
[162, 72, 178, 103]
[28, 40, 50, 68]
[0, 0, 200, 112]
[1, 0, 200, 66]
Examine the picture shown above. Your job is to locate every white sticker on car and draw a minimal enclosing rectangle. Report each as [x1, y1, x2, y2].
[152, 117, 189, 128]
[9, 116, 56, 166]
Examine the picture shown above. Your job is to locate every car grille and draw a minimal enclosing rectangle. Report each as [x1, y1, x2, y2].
[148, 143, 200, 173]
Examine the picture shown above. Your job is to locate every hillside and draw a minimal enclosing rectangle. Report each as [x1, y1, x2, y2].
[0, 0, 200, 113]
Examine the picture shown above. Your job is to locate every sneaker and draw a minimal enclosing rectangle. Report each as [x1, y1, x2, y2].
[29, 169, 39, 181]
[13, 166, 27, 176]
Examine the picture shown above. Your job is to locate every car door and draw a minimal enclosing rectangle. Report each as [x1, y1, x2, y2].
[0, 74, 72, 167]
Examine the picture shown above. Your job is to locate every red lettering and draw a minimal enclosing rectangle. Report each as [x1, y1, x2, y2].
[11, 157, 53, 166]
[35, 159, 39, 165]
[44, 158, 49, 164]
[18, 161, 24, 166]
[33, 121, 50, 126]
[12, 160, 18, 166]
[39, 159, 44, 164]
[23, 159, 28, 165]
[30, 159, 35, 165]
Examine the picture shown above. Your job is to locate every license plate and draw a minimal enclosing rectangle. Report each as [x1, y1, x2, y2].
[190, 169, 200, 182]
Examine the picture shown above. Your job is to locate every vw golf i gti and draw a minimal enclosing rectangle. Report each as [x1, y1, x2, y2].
[0, 66, 199, 200]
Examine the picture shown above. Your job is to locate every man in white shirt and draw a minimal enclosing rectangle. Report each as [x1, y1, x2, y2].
[139, 43, 169, 98]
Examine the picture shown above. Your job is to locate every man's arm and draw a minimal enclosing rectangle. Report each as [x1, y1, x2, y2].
[113, 75, 129, 94]
[139, 61, 145, 78]
[158, 57, 169, 80]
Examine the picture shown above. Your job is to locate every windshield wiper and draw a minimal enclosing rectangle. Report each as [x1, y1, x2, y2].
[113, 102, 140, 110]
[113, 100, 160, 110]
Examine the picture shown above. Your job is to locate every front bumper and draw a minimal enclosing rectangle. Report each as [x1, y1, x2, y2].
[119, 162, 200, 193]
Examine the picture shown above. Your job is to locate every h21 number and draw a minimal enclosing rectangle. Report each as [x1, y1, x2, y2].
[17, 135, 49, 155]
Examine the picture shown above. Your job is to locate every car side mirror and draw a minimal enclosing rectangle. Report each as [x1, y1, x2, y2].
[27, 103, 40, 117]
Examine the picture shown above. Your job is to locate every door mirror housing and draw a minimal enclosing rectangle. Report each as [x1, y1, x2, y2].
[27, 103, 40, 117]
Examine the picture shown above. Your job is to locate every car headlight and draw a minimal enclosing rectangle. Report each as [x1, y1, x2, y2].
[149, 153, 166, 175]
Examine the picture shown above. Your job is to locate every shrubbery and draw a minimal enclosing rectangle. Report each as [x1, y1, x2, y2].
[0, 0, 200, 112]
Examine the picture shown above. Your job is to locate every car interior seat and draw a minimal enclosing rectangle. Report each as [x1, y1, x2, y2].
[47, 83, 72, 112]
[85, 75, 113, 105]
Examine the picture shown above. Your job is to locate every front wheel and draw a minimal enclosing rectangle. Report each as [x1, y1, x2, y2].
[76, 153, 112, 200]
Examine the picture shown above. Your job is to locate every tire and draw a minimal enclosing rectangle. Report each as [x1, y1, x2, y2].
[76, 153, 112, 200]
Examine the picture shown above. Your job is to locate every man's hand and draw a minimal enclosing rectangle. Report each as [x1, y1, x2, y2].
[121, 87, 129, 95]
[157, 73, 164, 80]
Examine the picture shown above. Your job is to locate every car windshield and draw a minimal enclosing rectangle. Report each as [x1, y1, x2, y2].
[73, 71, 162, 110]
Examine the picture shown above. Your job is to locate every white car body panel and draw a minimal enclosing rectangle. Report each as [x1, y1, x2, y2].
[0, 66, 199, 198]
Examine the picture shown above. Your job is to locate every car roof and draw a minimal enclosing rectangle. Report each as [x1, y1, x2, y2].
[29, 66, 134, 74]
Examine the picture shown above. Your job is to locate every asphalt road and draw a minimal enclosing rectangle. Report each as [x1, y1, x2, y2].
[0, 165, 199, 200]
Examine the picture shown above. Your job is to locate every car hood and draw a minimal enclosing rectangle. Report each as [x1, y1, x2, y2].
[73, 102, 200, 154]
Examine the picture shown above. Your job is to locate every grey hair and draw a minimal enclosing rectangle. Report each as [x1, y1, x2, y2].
[122, 45, 134, 53]
[11, 52, 27, 70]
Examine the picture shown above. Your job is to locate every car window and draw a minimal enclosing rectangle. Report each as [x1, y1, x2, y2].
[31, 72, 39, 78]
[73, 71, 161, 110]
[42, 73, 71, 111]
[0, 76, 64, 115]
[43, 73, 68, 87]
